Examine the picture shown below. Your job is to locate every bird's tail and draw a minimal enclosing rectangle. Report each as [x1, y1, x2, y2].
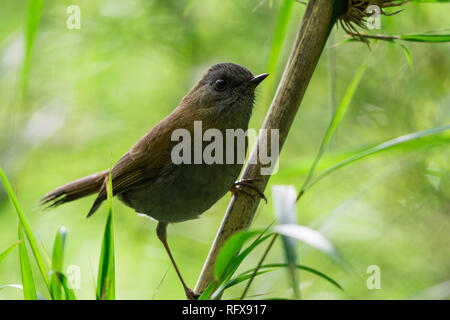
[40, 170, 108, 209]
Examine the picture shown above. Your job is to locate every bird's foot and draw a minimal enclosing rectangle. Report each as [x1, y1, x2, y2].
[185, 288, 200, 300]
[230, 178, 267, 203]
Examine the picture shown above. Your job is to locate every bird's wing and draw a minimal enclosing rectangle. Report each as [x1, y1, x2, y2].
[86, 105, 195, 217]
[86, 151, 148, 217]
[86, 121, 177, 217]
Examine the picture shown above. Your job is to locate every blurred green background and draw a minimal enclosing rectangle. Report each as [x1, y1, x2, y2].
[0, 0, 449, 299]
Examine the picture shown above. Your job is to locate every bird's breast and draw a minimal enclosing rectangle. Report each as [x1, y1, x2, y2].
[119, 161, 243, 223]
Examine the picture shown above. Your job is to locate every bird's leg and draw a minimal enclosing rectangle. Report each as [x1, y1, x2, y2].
[156, 222, 199, 300]
[230, 178, 267, 203]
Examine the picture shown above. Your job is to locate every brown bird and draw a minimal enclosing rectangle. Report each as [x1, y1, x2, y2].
[40, 63, 267, 299]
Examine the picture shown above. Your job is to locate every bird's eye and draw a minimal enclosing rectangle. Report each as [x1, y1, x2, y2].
[214, 78, 228, 91]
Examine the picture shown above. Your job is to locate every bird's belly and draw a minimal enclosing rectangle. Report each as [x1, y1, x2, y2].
[119, 163, 242, 223]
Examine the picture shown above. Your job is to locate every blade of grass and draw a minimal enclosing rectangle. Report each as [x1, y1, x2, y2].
[49, 271, 77, 300]
[399, 33, 450, 42]
[19, 0, 44, 100]
[240, 234, 278, 299]
[398, 43, 413, 68]
[259, 0, 295, 118]
[206, 223, 276, 299]
[50, 226, 68, 300]
[265, 0, 294, 89]
[271, 185, 299, 298]
[211, 233, 273, 300]
[304, 125, 450, 192]
[96, 171, 115, 300]
[214, 230, 265, 281]
[273, 224, 342, 263]
[0, 284, 45, 300]
[59, 273, 77, 300]
[0, 240, 22, 264]
[299, 51, 373, 198]
[18, 222, 38, 300]
[238, 263, 344, 292]
[411, 0, 450, 3]
[343, 32, 450, 43]
[224, 270, 273, 291]
[0, 166, 50, 291]
[39, 239, 52, 270]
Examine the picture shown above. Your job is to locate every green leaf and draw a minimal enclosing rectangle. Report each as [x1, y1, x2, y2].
[19, 0, 44, 100]
[50, 226, 68, 300]
[222, 270, 273, 291]
[0, 284, 23, 291]
[0, 240, 22, 264]
[211, 230, 273, 300]
[49, 271, 77, 300]
[214, 263, 346, 300]
[96, 171, 115, 300]
[399, 33, 450, 42]
[0, 166, 50, 292]
[300, 53, 372, 193]
[39, 239, 52, 271]
[59, 273, 77, 300]
[305, 125, 450, 191]
[240, 234, 278, 300]
[261, 0, 294, 108]
[238, 263, 344, 292]
[271, 186, 299, 298]
[0, 284, 45, 300]
[267, 0, 294, 77]
[411, 0, 450, 2]
[214, 230, 266, 281]
[273, 224, 341, 262]
[18, 223, 38, 300]
[398, 43, 413, 68]
[198, 281, 217, 300]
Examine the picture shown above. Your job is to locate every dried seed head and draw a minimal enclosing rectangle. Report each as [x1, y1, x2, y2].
[339, 0, 410, 41]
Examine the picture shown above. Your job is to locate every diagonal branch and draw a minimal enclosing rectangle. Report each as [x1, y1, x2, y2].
[194, 0, 336, 294]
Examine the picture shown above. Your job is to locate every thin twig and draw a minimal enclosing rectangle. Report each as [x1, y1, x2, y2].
[346, 31, 399, 41]
[240, 234, 278, 299]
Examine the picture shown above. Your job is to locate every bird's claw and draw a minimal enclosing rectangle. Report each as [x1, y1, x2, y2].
[185, 288, 200, 300]
[230, 178, 267, 203]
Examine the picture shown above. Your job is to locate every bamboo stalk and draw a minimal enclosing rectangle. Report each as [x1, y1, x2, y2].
[194, 0, 336, 295]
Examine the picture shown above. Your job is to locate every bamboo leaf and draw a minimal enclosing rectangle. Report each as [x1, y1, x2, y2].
[300, 53, 372, 193]
[18, 223, 38, 300]
[214, 230, 266, 281]
[20, 0, 44, 99]
[273, 224, 341, 262]
[260, 0, 295, 110]
[0, 166, 50, 291]
[240, 234, 278, 300]
[0, 240, 22, 264]
[211, 231, 273, 300]
[305, 125, 450, 191]
[58, 273, 77, 300]
[399, 33, 450, 42]
[272, 186, 299, 298]
[50, 226, 68, 300]
[238, 263, 344, 292]
[49, 271, 77, 300]
[198, 281, 217, 300]
[411, 0, 450, 2]
[96, 171, 115, 300]
[0, 284, 46, 300]
[222, 270, 273, 291]
[398, 43, 413, 68]
[267, 0, 294, 78]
